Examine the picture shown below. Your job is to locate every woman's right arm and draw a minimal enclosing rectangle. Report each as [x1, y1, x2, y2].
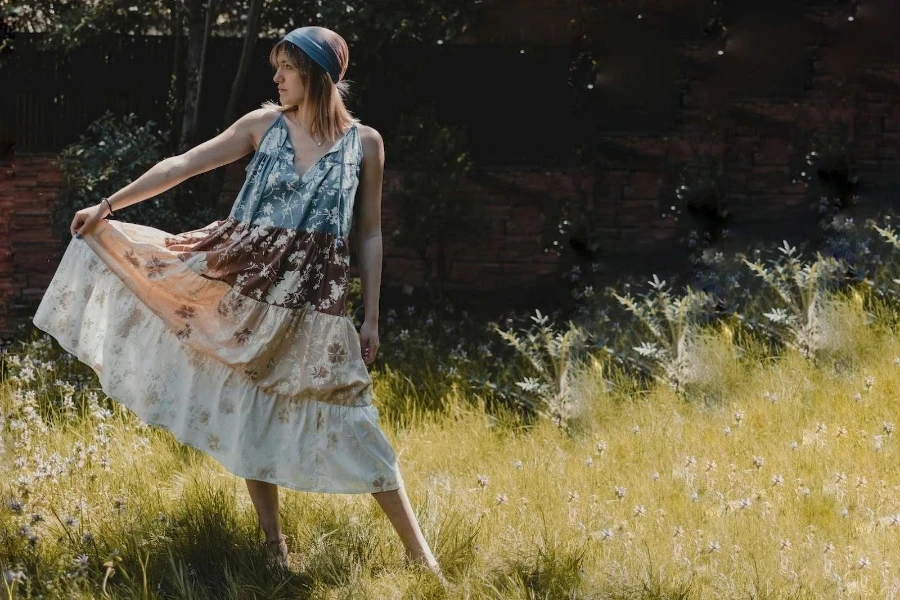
[101, 108, 272, 215]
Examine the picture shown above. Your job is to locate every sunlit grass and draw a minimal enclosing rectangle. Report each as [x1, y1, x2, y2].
[2, 296, 900, 598]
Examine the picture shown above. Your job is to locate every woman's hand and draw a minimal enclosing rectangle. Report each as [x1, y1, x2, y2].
[359, 319, 380, 365]
[71, 202, 109, 239]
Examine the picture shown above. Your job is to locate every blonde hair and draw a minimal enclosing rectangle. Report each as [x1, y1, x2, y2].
[262, 29, 357, 143]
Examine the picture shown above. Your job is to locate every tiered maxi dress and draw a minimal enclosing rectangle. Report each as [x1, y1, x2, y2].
[32, 111, 404, 494]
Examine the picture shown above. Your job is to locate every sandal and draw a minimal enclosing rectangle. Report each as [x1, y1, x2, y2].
[263, 533, 290, 570]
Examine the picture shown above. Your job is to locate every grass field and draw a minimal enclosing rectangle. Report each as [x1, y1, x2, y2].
[2, 295, 900, 599]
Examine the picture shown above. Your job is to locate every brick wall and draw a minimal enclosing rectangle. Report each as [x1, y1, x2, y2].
[0, 156, 582, 337]
[0, 155, 66, 340]
[3, 4, 899, 339]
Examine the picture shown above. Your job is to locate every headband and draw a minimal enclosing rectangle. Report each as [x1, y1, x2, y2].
[281, 27, 342, 84]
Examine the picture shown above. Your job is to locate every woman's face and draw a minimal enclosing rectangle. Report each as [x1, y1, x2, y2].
[273, 50, 305, 105]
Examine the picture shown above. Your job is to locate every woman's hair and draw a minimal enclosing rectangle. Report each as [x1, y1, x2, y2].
[261, 29, 357, 143]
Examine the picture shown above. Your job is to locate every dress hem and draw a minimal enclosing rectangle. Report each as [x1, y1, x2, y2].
[31, 321, 404, 496]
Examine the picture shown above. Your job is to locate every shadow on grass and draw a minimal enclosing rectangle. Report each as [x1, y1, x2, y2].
[482, 510, 588, 599]
[110, 482, 316, 599]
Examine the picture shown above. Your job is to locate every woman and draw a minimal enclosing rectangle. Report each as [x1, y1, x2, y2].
[33, 26, 446, 584]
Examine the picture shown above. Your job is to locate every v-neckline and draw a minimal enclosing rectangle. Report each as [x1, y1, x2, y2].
[280, 113, 354, 182]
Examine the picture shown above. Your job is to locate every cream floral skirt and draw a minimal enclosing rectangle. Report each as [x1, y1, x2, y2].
[32, 220, 402, 494]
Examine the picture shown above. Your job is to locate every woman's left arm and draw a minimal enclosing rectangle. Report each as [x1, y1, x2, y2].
[353, 125, 385, 364]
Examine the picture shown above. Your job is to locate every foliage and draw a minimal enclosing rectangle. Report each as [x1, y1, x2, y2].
[369, 301, 532, 426]
[492, 310, 589, 430]
[742, 241, 845, 360]
[870, 220, 900, 299]
[8, 0, 478, 59]
[388, 103, 484, 303]
[612, 276, 716, 394]
[53, 110, 220, 251]
[6, 292, 900, 596]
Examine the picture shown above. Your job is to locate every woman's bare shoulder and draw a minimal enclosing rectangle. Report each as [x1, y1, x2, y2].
[356, 124, 384, 164]
[356, 123, 383, 144]
[240, 108, 282, 149]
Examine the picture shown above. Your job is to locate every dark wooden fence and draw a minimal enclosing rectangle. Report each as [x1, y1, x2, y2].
[1, 33, 594, 167]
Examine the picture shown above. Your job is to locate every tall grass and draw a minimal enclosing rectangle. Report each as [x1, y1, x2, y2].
[3, 290, 900, 598]
[5, 220, 900, 597]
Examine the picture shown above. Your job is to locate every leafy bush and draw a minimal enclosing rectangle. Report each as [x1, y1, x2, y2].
[611, 276, 716, 394]
[742, 241, 844, 360]
[370, 301, 530, 425]
[493, 310, 589, 430]
[53, 111, 219, 250]
[387, 103, 485, 304]
[871, 220, 900, 299]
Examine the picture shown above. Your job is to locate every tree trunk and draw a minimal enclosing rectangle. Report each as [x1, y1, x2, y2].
[223, 0, 264, 127]
[206, 0, 265, 209]
[178, 0, 209, 154]
[167, 0, 187, 155]
[191, 0, 216, 134]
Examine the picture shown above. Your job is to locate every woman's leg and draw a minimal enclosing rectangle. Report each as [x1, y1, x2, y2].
[246, 479, 289, 568]
[245, 479, 283, 541]
[372, 485, 446, 582]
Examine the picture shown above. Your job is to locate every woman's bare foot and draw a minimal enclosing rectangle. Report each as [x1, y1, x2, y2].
[263, 533, 290, 570]
[404, 547, 450, 587]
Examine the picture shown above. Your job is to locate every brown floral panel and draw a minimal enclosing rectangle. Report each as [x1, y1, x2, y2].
[159, 216, 350, 316]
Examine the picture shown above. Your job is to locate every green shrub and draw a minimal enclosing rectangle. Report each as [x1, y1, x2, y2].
[52, 111, 219, 250]
[387, 103, 485, 304]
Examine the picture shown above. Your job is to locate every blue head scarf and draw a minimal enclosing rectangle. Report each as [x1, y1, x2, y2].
[281, 26, 343, 84]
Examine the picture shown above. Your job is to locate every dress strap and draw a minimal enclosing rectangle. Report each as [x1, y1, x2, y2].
[335, 129, 347, 249]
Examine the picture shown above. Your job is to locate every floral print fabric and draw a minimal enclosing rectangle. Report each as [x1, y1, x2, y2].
[31, 111, 402, 494]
